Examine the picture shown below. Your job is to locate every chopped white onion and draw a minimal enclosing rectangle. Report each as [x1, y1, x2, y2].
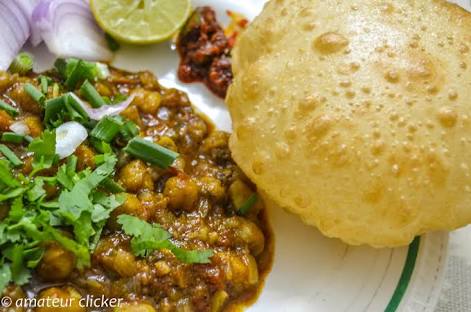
[32, 0, 112, 61]
[70, 93, 136, 121]
[10, 121, 30, 135]
[96, 62, 110, 79]
[0, 0, 33, 70]
[55, 121, 88, 159]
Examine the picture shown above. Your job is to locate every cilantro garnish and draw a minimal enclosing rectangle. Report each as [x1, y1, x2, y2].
[27, 130, 58, 176]
[117, 215, 214, 264]
[0, 152, 125, 291]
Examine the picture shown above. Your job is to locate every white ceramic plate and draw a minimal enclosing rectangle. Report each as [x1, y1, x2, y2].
[30, 0, 471, 311]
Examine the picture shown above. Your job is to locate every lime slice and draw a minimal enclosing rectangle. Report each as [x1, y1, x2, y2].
[90, 0, 192, 44]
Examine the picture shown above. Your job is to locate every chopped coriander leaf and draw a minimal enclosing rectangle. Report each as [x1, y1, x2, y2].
[26, 178, 46, 202]
[117, 215, 214, 264]
[24, 83, 45, 105]
[1, 132, 25, 144]
[0, 188, 26, 202]
[56, 156, 77, 190]
[100, 177, 125, 193]
[28, 130, 58, 176]
[80, 80, 106, 108]
[28, 130, 56, 158]
[8, 197, 24, 222]
[0, 159, 19, 188]
[24, 247, 44, 268]
[58, 154, 118, 222]
[9, 52, 33, 75]
[6, 245, 31, 285]
[118, 214, 171, 241]
[124, 137, 179, 168]
[40, 220, 91, 268]
[238, 193, 258, 216]
[171, 247, 214, 264]
[0, 265, 11, 292]
[0, 99, 19, 117]
[93, 192, 125, 214]
[0, 144, 23, 167]
[91, 116, 123, 142]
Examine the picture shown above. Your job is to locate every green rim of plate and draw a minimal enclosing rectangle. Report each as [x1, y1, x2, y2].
[385, 236, 421, 312]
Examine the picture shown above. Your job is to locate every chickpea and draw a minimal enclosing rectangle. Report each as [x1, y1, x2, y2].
[120, 105, 142, 126]
[160, 89, 190, 107]
[219, 252, 259, 291]
[138, 191, 168, 215]
[198, 176, 225, 202]
[139, 71, 160, 90]
[175, 300, 193, 312]
[23, 115, 43, 137]
[157, 299, 172, 312]
[215, 252, 255, 288]
[110, 193, 148, 228]
[36, 287, 85, 312]
[3, 285, 26, 312]
[0, 71, 13, 92]
[9, 83, 42, 114]
[245, 254, 259, 285]
[0, 110, 12, 131]
[200, 131, 228, 154]
[187, 117, 208, 143]
[95, 82, 113, 97]
[210, 290, 228, 312]
[74, 144, 96, 170]
[200, 131, 230, 162]
[115, 302, 156, 312]
[229, 180, 253, 211]
[131, 89, 145, 106]
[156, 136, 177, 152]
[227, 217, 265, 256]
[172, 157, 186, 171]
[164, 175, 199, 212]
[99, 247, 137, 277]
[143, 91, 162, 114]
[133, 89, 161, 115]
[37, 243, 75, 281]
[154, 261, 171, 276]
[119, 160, 154, 192]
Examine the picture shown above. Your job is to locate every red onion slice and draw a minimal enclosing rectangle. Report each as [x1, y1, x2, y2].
[32, 0, 112, 61]
[0, 0, 32, 70]
[70, 93, 136, 121]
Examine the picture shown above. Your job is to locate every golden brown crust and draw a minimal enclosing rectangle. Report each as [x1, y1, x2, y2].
[228, 0, 471, 247]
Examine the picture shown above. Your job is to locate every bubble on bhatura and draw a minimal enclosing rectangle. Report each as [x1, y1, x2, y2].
[227, 0, 471, 247]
